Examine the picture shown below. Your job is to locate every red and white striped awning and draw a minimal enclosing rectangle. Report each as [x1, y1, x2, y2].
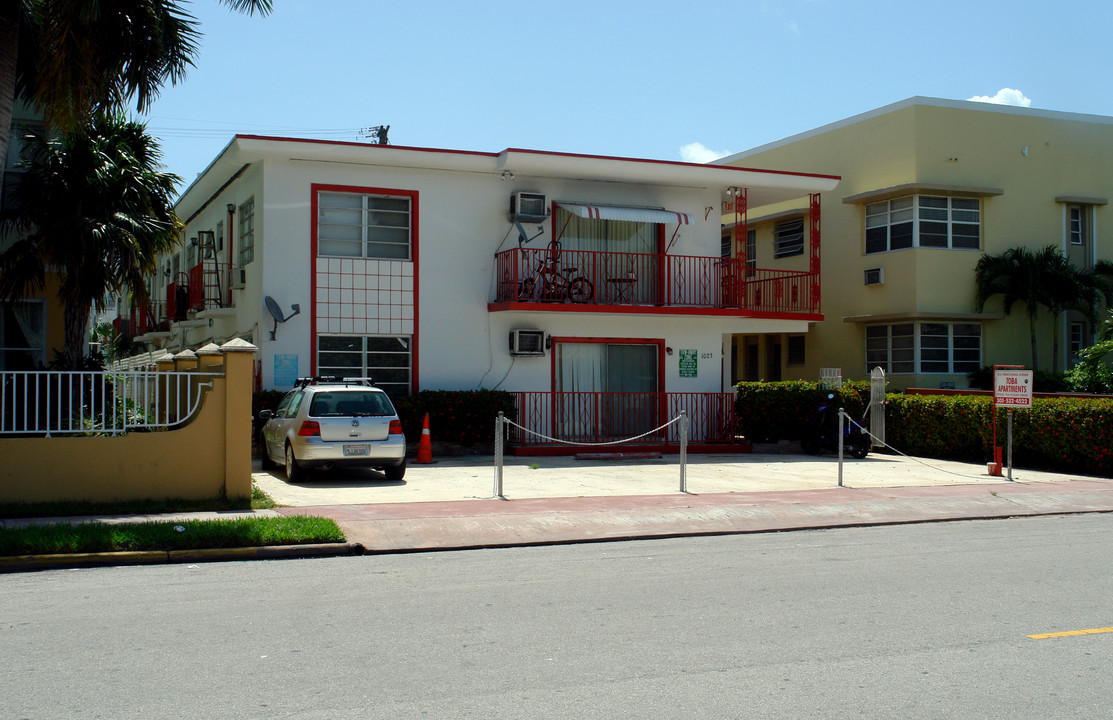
[557, 203, 691, 225]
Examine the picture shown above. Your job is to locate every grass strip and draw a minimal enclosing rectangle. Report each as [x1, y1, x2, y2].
[0, 516, 344, 556]
[0, 483, 278, 520]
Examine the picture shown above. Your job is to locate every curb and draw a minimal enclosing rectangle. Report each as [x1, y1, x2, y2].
[0, 542, 364, 573]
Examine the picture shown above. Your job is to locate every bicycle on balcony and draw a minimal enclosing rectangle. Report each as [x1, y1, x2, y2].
[518, 241, 594, 303]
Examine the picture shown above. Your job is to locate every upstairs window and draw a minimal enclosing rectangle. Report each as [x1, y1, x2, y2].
[318, 191, 412, 260]
[866, 195, 979, 254]
[773, 218, 805, 258]
[1069, 205, 1090, 246]
[239, 197, 255, 265]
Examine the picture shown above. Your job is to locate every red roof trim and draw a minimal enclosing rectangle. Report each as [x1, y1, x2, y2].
[230, 135, 841, 182]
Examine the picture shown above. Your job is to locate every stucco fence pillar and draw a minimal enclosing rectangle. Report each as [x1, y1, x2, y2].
[0, 339, 259, 504]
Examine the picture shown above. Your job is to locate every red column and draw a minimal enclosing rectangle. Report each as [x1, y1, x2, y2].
[809, 193, 821, 312]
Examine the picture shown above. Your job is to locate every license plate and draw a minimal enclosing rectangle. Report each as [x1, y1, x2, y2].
[343, 444, 369, 457]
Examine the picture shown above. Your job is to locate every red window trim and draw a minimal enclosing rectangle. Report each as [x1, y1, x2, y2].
[310, 183, 420, 393]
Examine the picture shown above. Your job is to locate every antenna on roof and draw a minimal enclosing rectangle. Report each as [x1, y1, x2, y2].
[360, 125, 390, 145]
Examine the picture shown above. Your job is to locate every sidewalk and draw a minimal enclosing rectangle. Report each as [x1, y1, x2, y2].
[255, 450, 1113, 552]
[4, 451, 1112, 568]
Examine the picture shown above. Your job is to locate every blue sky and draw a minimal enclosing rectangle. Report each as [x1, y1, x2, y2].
[139, 0, 1113, 188]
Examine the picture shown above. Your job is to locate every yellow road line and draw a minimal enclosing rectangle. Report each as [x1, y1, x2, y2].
[1028, 627, 1113, 640]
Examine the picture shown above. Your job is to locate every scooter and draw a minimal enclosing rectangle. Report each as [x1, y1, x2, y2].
[801, 393, 870, 459]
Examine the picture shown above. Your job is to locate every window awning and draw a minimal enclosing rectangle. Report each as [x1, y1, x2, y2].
[557, 203, 691, 225]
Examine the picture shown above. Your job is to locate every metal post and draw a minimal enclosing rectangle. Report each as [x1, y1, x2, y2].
[679, 410, 689, 493]
[837, 408, 845, 487]
[1007, 410, 1014, 482]
[494, 412, 506, 499]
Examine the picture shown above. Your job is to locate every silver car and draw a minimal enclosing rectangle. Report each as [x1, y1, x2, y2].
[258, 378, 407, 481]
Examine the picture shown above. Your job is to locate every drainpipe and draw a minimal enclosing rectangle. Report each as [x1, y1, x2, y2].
[226, 203, 236, 307]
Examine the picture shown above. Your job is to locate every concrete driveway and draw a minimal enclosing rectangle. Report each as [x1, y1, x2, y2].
[252, 450, 1087, 508]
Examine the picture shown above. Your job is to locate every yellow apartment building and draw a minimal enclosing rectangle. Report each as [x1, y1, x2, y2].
[718, 96, 1113, 390]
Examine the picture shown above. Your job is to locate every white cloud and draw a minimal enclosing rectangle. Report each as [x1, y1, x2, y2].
[680, 142, 732, 164]
[967, 88, 1032, 107]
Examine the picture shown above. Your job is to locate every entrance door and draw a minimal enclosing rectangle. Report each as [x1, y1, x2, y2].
[555, 342, 659, 440]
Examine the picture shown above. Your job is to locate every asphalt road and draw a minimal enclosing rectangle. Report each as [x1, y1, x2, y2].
[3, 514, 1112, 718]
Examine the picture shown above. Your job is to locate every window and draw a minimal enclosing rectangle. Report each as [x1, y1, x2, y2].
[216, 220, 224, 253]
[773, 218, 804, 258]
[1, 121, 46, 212]
[720, 230, 731, 258]
[866, 322, 980, 374]
[1069, 206, 1089, 246]
[318, 191, 411, 260]
[554, 341, 659, 438]
[317, 335, 412, 397]
[865, 195, 979, 254]
[0, 300, 46, 370]
[787, 335, 806, 366]
[239, 197, 255, 265]
[1070, 321, 1087, 360]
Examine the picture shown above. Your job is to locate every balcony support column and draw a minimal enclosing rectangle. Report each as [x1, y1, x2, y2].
[809, 192, 821, 312]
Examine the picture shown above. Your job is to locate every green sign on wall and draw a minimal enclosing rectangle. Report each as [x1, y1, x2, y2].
[679, 349, 697, 378]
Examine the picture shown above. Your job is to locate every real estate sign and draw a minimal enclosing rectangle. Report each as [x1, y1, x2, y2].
[994, 369, 1033, 408]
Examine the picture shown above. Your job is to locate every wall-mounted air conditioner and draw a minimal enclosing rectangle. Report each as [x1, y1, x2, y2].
[509, 329, 546, 356]
[230, 267, 247, 290]
[509, 192, 549, 222]
[864, 267, 884, 286]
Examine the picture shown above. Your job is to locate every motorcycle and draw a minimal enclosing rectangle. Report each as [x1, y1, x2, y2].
[801, 393, 870, 459]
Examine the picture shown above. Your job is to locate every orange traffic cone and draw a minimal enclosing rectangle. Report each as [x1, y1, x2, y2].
[415, 412, 433, 464]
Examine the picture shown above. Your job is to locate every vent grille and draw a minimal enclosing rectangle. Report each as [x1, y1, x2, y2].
[509, 329, 546, 356]
[864, 267, 884, 286]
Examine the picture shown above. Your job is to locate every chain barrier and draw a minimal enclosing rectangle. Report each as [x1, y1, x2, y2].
[842, 413, 995, 482]
[501, 414, 682, 447]
[493, 412, 690, 498]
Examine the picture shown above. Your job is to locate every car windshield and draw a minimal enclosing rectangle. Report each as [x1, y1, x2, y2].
[308, 391, 394, 418]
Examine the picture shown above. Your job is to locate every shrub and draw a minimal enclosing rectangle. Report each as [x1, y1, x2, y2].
[392, 389, 517, 447]
[734, 380, 870, 442]
[885, 394, 1112, 476]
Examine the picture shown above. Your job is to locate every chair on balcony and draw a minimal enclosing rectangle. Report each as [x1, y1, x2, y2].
[605, 257, 638, 304]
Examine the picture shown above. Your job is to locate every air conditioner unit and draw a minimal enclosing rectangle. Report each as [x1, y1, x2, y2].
[509, 192, 549, 222]
[230, 267, 247, 290]
[864, 267, 884, 286]
[509, 329, 546, 356]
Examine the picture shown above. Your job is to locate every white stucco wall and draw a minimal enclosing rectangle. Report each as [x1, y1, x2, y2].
[174, 142, 815, 395]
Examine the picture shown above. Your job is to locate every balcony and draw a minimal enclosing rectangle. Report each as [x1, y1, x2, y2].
[492, 248, 820, 318]
[508, 391, 737, 454]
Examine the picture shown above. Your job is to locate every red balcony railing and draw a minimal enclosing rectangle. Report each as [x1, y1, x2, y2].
[494, 248, 818, 314]
[509, 391, 735, 447]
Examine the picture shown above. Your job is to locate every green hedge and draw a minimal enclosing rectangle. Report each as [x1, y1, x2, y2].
[886, 394, 1113, 476]
[734, 380, 869, 442]
[735, 382, 1113, 476]
[392, 389, 517, 447]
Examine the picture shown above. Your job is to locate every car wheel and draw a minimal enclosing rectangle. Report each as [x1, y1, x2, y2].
[259, 433, 276, 470]
[383, 458, 407, 481]
[850, 438, 870, 459]
[285, 443, 305, 482]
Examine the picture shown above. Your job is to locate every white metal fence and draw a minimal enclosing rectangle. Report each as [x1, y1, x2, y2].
[0, 370, 217, 436]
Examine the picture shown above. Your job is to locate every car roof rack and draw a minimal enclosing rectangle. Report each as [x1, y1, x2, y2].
[293, 376, 377, 389]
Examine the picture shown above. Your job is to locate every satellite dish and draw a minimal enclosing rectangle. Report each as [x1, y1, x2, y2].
[264, 295, 302, 340]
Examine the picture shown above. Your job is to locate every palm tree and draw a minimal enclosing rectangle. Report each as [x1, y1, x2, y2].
[974, 246, 1050, 370]
[975, 245, 1112, 371]
[0, 0, 272, 194]
[0, 115, 182, 368]
[1044, 257, 1113, 372]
